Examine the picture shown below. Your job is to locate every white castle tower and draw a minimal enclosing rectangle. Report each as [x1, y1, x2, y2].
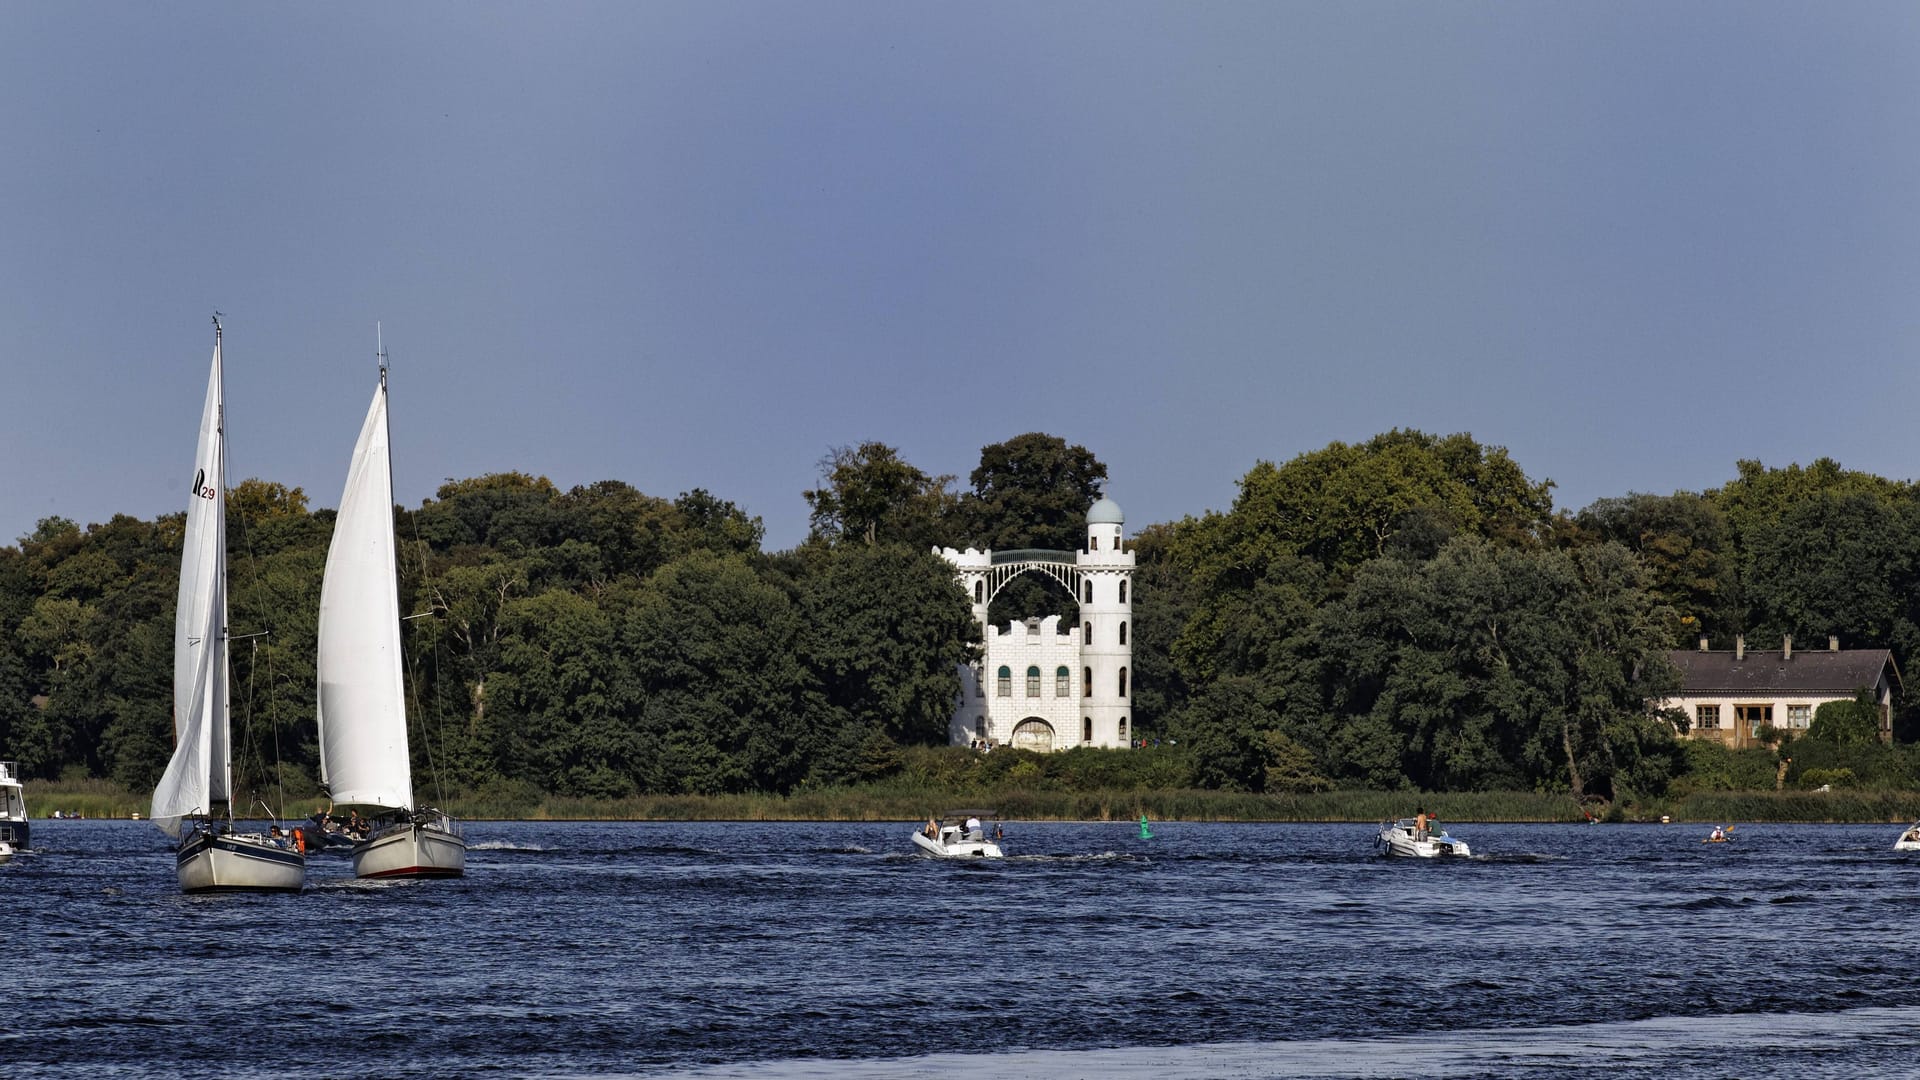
[936, 497, 1136, 751]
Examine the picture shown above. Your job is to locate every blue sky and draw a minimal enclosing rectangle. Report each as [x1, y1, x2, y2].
[4, 3, 1918, 551]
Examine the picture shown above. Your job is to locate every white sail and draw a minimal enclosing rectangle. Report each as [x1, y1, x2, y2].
[316, 373, 414, 810]
[152, 334, 229, 839]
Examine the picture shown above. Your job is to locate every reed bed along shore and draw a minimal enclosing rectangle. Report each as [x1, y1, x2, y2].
[27, 780, 1920, 825]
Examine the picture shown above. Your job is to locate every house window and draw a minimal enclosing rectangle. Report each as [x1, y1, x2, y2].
[1083, 717, 1092, 743]
[1735, 704, 1772, 733]
[1118, 666, 1128, 698]
[1026, 666, 1041, 697]
[1056, 666, 1070, 697]
[1119, 580, 1128, 604]
[1118, 621, 1128, 646]
[997, 666, 1011, 698]
[1084, 667, 1093, 697]
[1696, 705, 1720, 730]
[1786, 704, 1811, 728]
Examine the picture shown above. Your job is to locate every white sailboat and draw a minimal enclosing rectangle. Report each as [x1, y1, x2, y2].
[317, 338, 466, 879]
[151, 317, 306, 893]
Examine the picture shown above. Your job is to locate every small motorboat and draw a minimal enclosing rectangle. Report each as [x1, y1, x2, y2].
[0, 840, 13, 864]
[1894, 822, 1920, 851]
[1377, 817, 1470, 858]
[0, 760, 27, 853]
[912, 812, 1004, 859]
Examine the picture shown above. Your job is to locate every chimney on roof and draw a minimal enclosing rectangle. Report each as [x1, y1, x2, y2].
[1699, 635, 1710, 652]
[1830, 635, 1840, 652]
[1735, 634, 1745, 662]
[1783, 634, 1793, 661]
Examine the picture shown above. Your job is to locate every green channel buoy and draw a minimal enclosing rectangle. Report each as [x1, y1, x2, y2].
[1138, 813, 1154, 839]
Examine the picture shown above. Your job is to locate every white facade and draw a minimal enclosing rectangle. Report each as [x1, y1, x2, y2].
[938, 498, 1135, 751]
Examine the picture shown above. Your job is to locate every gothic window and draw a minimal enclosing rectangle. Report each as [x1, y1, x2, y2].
[1118, 716, 1129, 742]
[1084, 667, 1093, 697]
[1026, 666, 1041, 697]
[1083, 580, 1093, 604]
[1083, 717, 1093, 743]
[974, 580, 984, 604]
[1083, 621, 1092, 642]
[997, 666, 1011, 697]
[1118, 621, 1128, 646]
[1118, 666, 1128, 698]
[1056, 666, 1070, 697]
[1119, 580, 1128, 604]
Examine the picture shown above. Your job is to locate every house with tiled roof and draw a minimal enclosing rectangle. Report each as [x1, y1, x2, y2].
[1659, 635, 1899, 748]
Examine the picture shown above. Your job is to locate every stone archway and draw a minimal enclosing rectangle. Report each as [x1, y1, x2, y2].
[1011, 717, 1056, 752]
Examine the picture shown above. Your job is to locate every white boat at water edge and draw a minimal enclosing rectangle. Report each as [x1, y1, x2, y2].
[1895, 822, 1920, 851]
[150, 317, 305, 894]
[0, 759, 27, 852]
[1377, 817, 1471, 858]
[316, 333, 466, 880]
[912, 812, 1005, 859]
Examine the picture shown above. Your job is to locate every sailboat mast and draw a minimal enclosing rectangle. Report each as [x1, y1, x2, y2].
[211, 314, 233, 822]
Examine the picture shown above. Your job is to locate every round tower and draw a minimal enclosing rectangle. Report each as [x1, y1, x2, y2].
[1077, 497, 1134, 748]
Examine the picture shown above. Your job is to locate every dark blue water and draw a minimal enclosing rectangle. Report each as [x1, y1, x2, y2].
[10, 820, 1920, 1078]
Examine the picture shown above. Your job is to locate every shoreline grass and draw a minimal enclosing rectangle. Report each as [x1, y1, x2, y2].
[27, 780, 1920, 825]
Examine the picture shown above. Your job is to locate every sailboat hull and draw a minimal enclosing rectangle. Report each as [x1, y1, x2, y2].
[178, 829, 306, 893]
[352, 820, 467, 879]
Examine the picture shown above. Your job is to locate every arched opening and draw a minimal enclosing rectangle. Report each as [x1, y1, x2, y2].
[1090, 535, 1099, 551]
[1011, 717, 1056, 752]
[1119, 580, 1128, 604]
[1118, 621, 1127, 645]
[975, 716, 986, 742]
[974, 580, 984, 604]
[1083, 667, 1093, 697]
[1083, 620, 1092, 642]
[1083, 717, 1093, 743]
[1026, 665, 1041, 697]
[1118, 666, 1128, 698]
[1055, 666, 1070, 697]
[1083, 580, 1093, 604]
[1119, 715, 1129, 742]
[997, 665, 1011, 698]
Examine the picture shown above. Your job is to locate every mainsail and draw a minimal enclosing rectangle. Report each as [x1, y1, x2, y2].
[152, 332, 230, 839]
[315, 370, 414, 811]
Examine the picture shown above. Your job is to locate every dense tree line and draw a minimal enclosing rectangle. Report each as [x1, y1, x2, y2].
[3, 428, 1915, 805]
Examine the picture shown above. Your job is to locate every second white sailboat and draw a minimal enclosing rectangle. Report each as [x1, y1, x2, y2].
[316, 335, 466, 879]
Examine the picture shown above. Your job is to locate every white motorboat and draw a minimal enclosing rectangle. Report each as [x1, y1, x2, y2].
[150, 319, 306, 894]
[0, 840, 13, 864]
[316, 334, 466, 881]
[1895, 822, 1920, 851]
[911, 813, 1005, 859]
[1377, 817, 1471, 858]
[0, 760, 27, 852]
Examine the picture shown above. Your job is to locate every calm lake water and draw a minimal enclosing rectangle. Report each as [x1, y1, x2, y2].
[10, 819, 1920, 1078]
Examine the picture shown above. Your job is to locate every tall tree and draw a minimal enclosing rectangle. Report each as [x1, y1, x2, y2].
[959, 433, 1108, 553]
[797, 545, 978, 782]
[804, 442, 957, 550]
